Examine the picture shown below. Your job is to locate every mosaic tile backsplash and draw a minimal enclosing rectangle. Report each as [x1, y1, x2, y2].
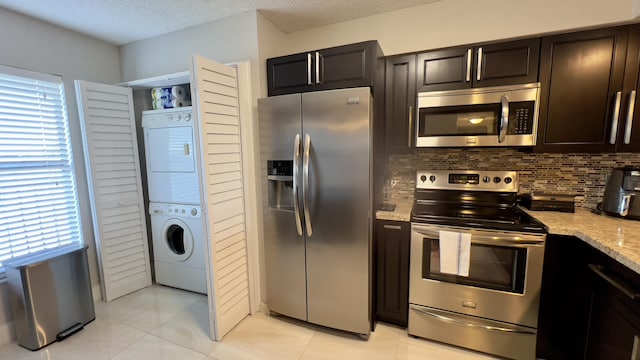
[384, 148, 640, 210]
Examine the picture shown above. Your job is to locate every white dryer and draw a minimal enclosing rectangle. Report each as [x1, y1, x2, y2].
[149, 202, 207, 294]
[142, 107, 201, 205]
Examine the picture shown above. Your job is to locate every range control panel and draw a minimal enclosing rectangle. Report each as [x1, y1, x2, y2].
[416, 170, 518, 192]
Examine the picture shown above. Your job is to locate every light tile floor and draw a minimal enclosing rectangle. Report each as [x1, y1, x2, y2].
[0, 285, 498, 360]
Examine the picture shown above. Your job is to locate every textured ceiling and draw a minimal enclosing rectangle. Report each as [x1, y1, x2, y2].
[0, 0, 440, 45]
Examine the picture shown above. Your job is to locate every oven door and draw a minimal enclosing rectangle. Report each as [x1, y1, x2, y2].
[409, 223, 545, 327]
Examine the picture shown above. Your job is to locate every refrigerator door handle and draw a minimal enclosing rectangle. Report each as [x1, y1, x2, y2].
[303, 133, 313, 237]
[293, 134, 303, 236]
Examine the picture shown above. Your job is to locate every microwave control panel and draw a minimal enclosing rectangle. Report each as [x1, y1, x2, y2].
[508, 101, 535, 135]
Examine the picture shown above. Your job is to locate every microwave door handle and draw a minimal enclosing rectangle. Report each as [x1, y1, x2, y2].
[499, 95, 509, 143]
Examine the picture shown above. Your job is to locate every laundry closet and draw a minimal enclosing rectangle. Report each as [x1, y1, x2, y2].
[75, 56, 253, 340]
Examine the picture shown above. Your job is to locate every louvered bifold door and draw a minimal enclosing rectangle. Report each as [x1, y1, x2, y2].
[191, 55, 250, 340]
[75, 80, 152, 302]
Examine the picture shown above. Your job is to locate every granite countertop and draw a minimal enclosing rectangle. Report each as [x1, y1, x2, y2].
[375, 200, 640, 275]
[375, 197, 413, 222]
[521, 208, 640, 275]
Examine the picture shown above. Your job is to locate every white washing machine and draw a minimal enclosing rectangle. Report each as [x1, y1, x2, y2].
[142, 107, 201, 205]
[149, 202, 207, 294]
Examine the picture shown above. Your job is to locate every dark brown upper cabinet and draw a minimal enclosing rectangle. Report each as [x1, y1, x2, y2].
[536, 27, 629, 153]
[416, 38, 540, 92]
[267, 41, 382, 96]
[384, 54, 416, 153]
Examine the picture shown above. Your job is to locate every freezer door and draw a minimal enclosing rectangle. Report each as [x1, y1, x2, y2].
[302, 87, 371, 335]
[258, 94, 308, 321]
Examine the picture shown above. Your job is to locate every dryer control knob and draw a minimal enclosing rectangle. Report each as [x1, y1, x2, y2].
[191, 208, 198, 216]
[181, 209, 185, 214]
[185, 113, 192, 122]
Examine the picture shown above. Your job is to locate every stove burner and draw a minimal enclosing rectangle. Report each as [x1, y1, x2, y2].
[411, 190, 547, 233]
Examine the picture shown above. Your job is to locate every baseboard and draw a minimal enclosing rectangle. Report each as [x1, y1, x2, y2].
[0, 321, 15, 346]
[260, 301, 269, 314]
[92, 284, 102, 303]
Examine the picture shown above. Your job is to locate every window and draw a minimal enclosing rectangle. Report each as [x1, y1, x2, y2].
[0, 65, 82, 275]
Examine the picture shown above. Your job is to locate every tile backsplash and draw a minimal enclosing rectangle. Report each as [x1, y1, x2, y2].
[385, 148, 640, 210]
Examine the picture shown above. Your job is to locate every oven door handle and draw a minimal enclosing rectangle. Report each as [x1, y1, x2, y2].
[410, 305, 536, 335]
[411, 228, 545, 246]
[471, 238, 544, 247]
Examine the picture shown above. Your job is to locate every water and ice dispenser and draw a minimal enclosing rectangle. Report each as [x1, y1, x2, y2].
[267, 160, 294, 211]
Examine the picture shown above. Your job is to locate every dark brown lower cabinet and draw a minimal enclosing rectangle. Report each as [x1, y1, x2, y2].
[585, 256, 640, 359]
[537, 234, 640, 359]
[537, 235, 594, 360]
[375, 220, 410, 327]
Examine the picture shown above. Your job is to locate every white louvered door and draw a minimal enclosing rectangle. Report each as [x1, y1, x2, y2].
[191, 55, 250, 340]
[75, 80, 152, 302]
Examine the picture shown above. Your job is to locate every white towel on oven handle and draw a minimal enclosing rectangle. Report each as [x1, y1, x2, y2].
[439, 230, 471, 276]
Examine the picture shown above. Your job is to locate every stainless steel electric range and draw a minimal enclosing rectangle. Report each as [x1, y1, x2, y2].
[408, 170, 547, 360]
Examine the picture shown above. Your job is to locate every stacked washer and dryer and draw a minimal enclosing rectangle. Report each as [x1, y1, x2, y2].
[141, 106, 207, 294]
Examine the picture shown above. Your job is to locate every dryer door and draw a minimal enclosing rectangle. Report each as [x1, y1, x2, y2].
[146, 126, 195, 173]
[144, 121, 201, 204]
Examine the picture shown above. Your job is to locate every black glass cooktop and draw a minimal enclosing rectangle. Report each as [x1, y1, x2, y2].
[411, 190, 547, 233]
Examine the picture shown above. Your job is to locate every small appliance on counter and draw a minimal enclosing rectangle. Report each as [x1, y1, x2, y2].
[602, 166, 640, 220]
[519, 193, 575, 213]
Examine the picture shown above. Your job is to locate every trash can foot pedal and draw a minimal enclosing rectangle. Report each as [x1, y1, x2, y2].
[56, 322, 83, 341]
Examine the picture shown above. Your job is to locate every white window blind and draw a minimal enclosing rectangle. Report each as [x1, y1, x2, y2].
[0, 65, 82, 274]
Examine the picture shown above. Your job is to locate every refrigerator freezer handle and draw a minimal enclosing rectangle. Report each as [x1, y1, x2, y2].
[303, 134, 313, 237]
[293, 134, 303, 236]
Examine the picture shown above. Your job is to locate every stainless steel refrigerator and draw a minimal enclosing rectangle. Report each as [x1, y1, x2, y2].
[258, 87, 372, 338]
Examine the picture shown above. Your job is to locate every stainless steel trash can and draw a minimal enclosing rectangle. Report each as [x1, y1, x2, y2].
[5, 244, 95, 350]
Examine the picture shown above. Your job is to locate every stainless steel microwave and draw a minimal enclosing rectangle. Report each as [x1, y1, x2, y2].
[416, 83, 541, 147]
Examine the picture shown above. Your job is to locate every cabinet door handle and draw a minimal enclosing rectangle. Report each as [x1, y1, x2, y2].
[307, 53, 313, 85]
[588, 264, 640, 301]
[408, 105, 414, 147]
[465, 48, 472, 82]
[610, 91, 622, 144]
[476, 47, 483, 81]
[384, 225, 402, 230]
[625, 90, 637, 144]
[315, 52, 321, 84]
[633, 335, 640, 360]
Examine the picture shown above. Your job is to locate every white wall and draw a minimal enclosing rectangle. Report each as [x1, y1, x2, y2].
[266, 0, 640, 59]
[120, 10, 260, 83]
[0, 7, 121, 345]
